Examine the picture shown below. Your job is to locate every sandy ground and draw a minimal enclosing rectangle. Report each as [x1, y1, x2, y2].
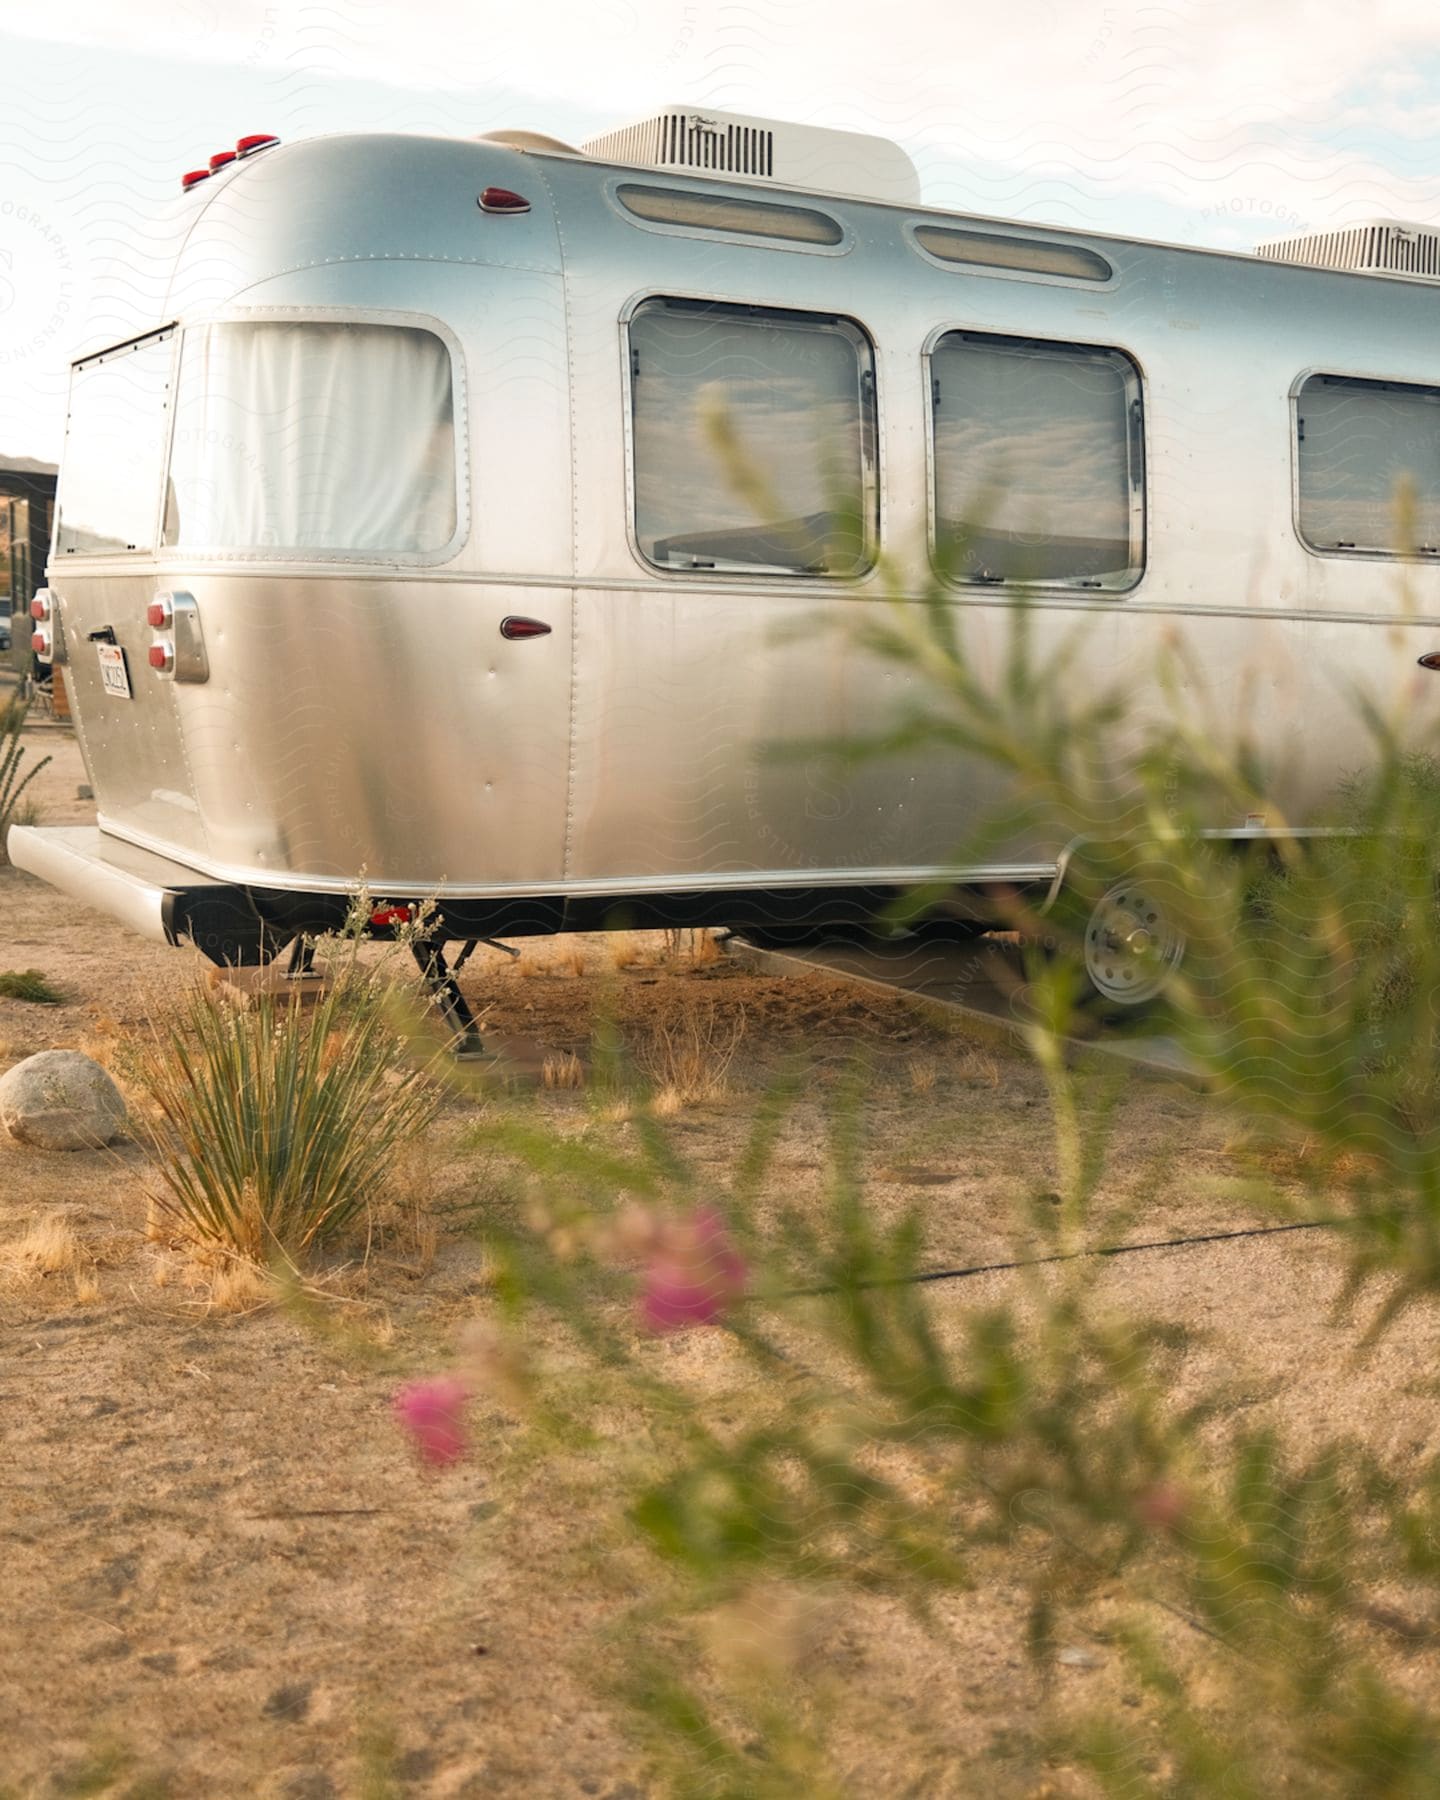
[3, 721, 1439, 1797]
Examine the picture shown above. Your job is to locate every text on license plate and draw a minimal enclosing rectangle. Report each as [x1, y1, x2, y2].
[97, 642, 132, 699]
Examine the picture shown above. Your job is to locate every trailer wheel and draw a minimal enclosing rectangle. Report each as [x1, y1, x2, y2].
[1082, 879, 1185, 1007]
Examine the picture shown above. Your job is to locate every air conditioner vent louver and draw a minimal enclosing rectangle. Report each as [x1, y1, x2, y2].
[579, 107, 920, 206]
[584, 113, 775, 179]
[1256, 219, 1440, 282]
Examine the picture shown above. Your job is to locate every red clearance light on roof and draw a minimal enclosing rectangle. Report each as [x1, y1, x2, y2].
[181, 168, 212, 191]
[210, 150, 237, 171]
[236, 133, 280, 157]
[479, 186, 530, 215]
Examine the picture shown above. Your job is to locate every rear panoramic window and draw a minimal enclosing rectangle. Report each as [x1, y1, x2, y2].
[929, 330, 1145, 591]
[163, 320, 458, 557]
[57, 328, 175, 555]
[628, 297, 877, 578]
[1296, 373, 1440, 557]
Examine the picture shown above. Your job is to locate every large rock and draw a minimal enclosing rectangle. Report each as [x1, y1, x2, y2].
[0, 1051, 128, 1152]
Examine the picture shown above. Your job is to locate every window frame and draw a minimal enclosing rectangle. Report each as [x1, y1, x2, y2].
[56, 324, 180, 561]
[620, 290, 882, 584]
[159, 304, 470, 568]
[922, 325, 1148, 598]
[1290, 366, 1440, 564]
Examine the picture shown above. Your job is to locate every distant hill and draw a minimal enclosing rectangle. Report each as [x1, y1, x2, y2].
[0, 454, 58, 479]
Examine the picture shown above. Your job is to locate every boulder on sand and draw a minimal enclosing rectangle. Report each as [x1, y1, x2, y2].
[0, 1050, 128, 1152]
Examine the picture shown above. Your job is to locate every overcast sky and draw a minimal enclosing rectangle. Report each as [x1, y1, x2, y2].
[5, 0, 1440, 462]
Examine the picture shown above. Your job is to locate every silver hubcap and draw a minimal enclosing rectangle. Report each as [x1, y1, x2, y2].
[1083, 882, 1184, 1005]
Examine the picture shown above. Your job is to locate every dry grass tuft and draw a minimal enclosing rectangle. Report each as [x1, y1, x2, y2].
[661, 927, 722, 967]
[635, 997, 747, 1104]
[609, 934, 645, 971]
[2, 1213, 85, 1284]
[543, 1051, 586, 1091]
[205, 1258, 273, 1313]
[516, 936, 589, 979]
[905, 1055, 940, 1095]
[955, 1045, 1001, 1088]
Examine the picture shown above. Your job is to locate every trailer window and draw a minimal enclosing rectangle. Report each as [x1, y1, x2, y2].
[628, 298, 876, 577]
[164, 321, 457, 556]
[930, 332, 1144, 590]
[913, 226, 1112, 283]
[1296, 374, 1440, 556]
[56, 329, 174, 555]
[618, 185, 844, 247]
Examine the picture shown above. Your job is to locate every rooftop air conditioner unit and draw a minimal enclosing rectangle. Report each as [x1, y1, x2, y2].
[1256, 219, 1440, 281]
[580, 107, 921, 207]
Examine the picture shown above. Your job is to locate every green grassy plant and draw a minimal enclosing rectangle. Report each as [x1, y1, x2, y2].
[0, 968, 63, 1003]
[130, 972, 440, 1263]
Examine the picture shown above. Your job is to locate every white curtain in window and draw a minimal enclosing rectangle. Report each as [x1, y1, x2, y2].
[165, 321, 456, 554]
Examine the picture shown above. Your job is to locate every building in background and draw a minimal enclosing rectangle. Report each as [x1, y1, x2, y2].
[0, 455, 57, 671]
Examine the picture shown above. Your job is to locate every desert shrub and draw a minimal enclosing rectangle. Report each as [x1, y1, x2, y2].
[130, 972, 440, 1263]
[0, 693, 50, 857]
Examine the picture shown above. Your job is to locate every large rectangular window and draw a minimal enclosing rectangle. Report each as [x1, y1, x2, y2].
[1296, 373, 1440, 556]
[930, 332, 1144, 590]
[56, 329, 174, 556]
[629, 298, 877, 577]
[164, 320, 458, 556]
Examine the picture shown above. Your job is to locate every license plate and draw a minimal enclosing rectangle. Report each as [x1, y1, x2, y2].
[97, 642, 132, 699]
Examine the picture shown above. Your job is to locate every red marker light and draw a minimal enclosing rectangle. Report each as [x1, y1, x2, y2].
[499, 615, 552, 640]
[181, 168, 212, 191]
[210, 150, 237, 171]
[148, 641, 174, 672]
[370, 904, 414, 928]
[147, 600, 172, 628]
[236, 133, 280, 157]
[30, 595, 50, 622]
[32, 626, 51, 660]
[479, 186, 530, 214]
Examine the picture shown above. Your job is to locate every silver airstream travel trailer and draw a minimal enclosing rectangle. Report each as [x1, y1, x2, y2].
[12, 108, 1440, 1021]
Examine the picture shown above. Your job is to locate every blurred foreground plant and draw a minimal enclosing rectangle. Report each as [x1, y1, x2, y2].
[379, 536, 1440, 1791]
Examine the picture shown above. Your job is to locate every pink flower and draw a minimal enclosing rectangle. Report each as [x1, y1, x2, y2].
[1133, 1480, 1189, 1532]
[392, 1375, 470, 1467]
[640, 1207, 747, 1334]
